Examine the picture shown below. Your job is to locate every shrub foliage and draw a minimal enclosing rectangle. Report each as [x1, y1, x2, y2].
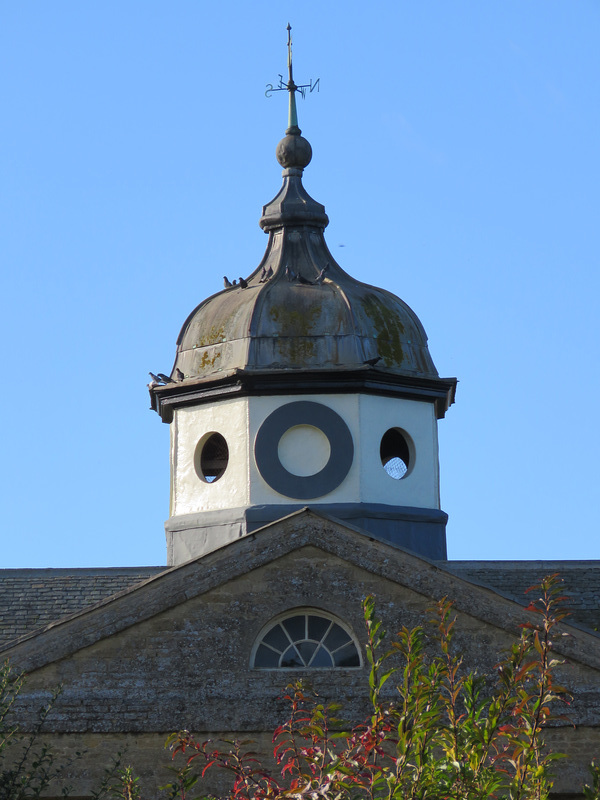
[155, 575, 599, 800]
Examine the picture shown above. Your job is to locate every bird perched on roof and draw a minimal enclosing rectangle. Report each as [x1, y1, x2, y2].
[223, 276, 233, 288]
[259, 265, 274, 283]
[157, 373, 175, 383]
[175, 368, 185, 381]
[238, 276, 248, 289]
[285, 266, 313, 284]
[148, 373, 160, 389]
[363, 356, 382, 367]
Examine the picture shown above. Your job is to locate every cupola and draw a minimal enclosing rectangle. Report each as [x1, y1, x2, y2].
[150, 43, 456, 566]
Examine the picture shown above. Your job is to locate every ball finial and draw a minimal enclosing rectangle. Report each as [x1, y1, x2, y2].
[276, 129, 313, 170]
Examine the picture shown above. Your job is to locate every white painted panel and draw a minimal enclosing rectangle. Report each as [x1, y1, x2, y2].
[170, 391, 440, 518]
[358, 394, 440, 509]
[171, 398, 250, 515]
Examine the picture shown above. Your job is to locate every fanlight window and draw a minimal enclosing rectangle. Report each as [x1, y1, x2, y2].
[253, 612, 361, 669]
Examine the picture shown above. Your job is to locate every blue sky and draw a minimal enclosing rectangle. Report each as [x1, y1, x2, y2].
[1, 2, 599, 567]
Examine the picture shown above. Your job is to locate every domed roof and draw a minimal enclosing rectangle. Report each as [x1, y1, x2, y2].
[175, 247, 437, 381]
[174, 131, 438, 379]
[152, 123, 456, 421]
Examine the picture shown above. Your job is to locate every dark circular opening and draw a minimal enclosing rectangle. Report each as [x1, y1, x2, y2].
[380, 428, 411, 480]
[199, 433, 229, 483]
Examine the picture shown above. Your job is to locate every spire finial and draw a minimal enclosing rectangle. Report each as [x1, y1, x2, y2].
[286, 23, 298, 131]
[265, 25, 320, 137]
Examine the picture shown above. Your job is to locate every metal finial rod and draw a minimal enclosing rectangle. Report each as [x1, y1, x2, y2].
[287, 23, 293, 85]
[286, 24, 298, 130]
[265, 24, 320, 131]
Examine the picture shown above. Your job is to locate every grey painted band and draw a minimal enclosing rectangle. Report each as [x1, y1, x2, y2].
[254, 401, 354, 500]
[165, 502, 448, 560]
[165, 503, 448, 532]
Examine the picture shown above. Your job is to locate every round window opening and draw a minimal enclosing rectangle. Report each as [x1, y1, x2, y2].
[196, 432, 229, 483]
[380, 428, 412, 480]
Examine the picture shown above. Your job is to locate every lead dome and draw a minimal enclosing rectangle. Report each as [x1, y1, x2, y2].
[151, 124, 455, 423]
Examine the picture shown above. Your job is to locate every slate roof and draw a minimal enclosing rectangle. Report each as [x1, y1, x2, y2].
[445, 560, 600, 633]
[0, 567, 165, 649]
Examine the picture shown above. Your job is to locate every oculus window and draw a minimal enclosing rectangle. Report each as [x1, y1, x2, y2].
[253, 611, 361, 669]
[195, 432, 229, 483]
[380, 427, 412, 480]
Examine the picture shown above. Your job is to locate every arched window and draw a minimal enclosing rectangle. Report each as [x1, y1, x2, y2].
[252, 610, 361, 669]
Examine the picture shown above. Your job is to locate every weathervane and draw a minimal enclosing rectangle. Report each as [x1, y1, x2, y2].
[265, 24, 320, 130]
